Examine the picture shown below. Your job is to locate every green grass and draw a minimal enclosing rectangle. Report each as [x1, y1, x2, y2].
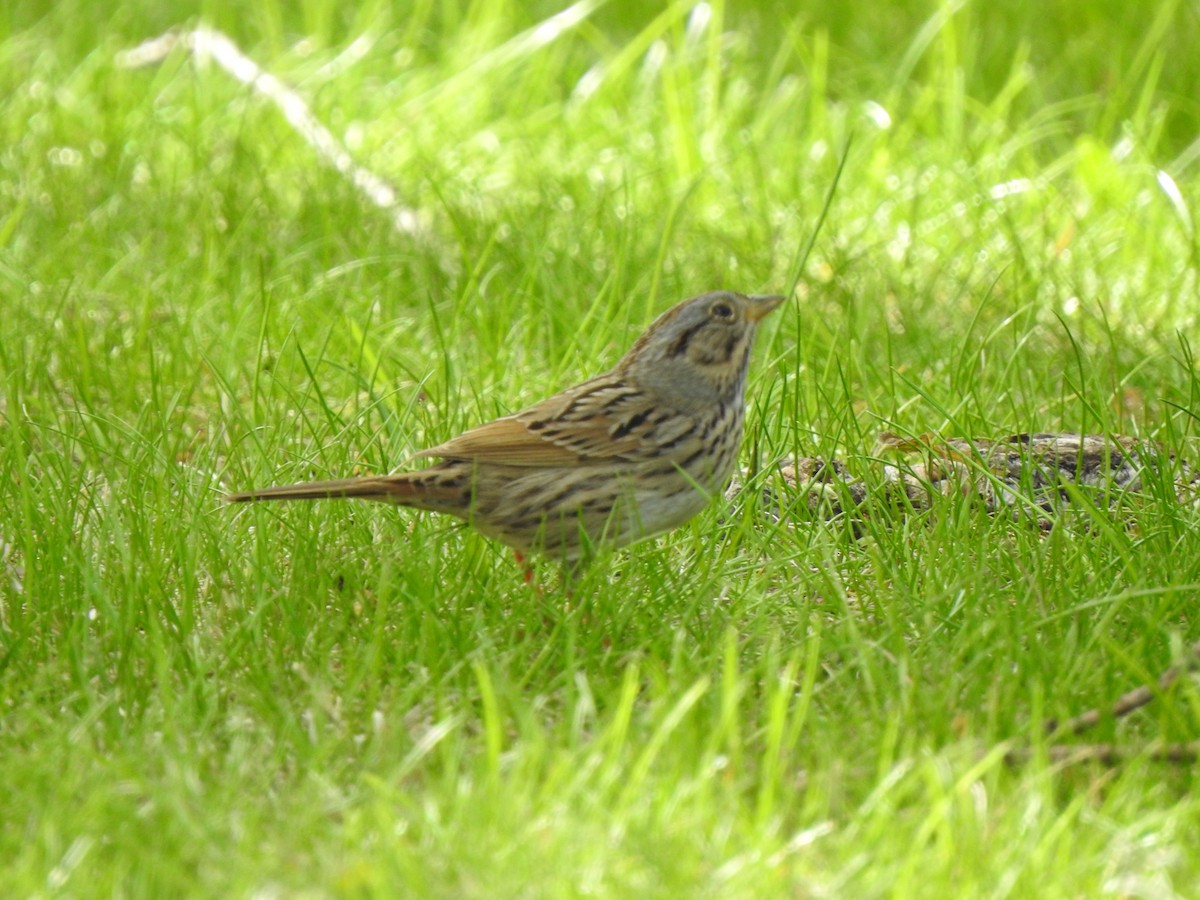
[4, 0, 1200, 895]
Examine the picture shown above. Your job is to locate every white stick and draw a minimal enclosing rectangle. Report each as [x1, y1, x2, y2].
[117, 26, 422, 235]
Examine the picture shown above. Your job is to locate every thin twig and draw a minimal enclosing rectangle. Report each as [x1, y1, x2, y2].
[1043, 639, 1200, 738]
[992, 639, 1200, 768]
[1005, 741, 1200, 766]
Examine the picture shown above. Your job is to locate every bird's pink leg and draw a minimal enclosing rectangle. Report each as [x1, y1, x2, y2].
[513, 550, 535, 585]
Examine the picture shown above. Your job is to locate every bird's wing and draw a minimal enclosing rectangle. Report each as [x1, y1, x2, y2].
[413, 377, 694, 467]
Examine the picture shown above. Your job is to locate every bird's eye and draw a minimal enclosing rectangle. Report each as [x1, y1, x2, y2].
[711, 302, 734, 319]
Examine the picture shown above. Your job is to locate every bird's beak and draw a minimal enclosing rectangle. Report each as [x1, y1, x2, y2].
[743, 293, 786, 322]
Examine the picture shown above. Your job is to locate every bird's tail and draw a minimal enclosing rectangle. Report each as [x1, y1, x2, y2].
[227, 474, 447, 504]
